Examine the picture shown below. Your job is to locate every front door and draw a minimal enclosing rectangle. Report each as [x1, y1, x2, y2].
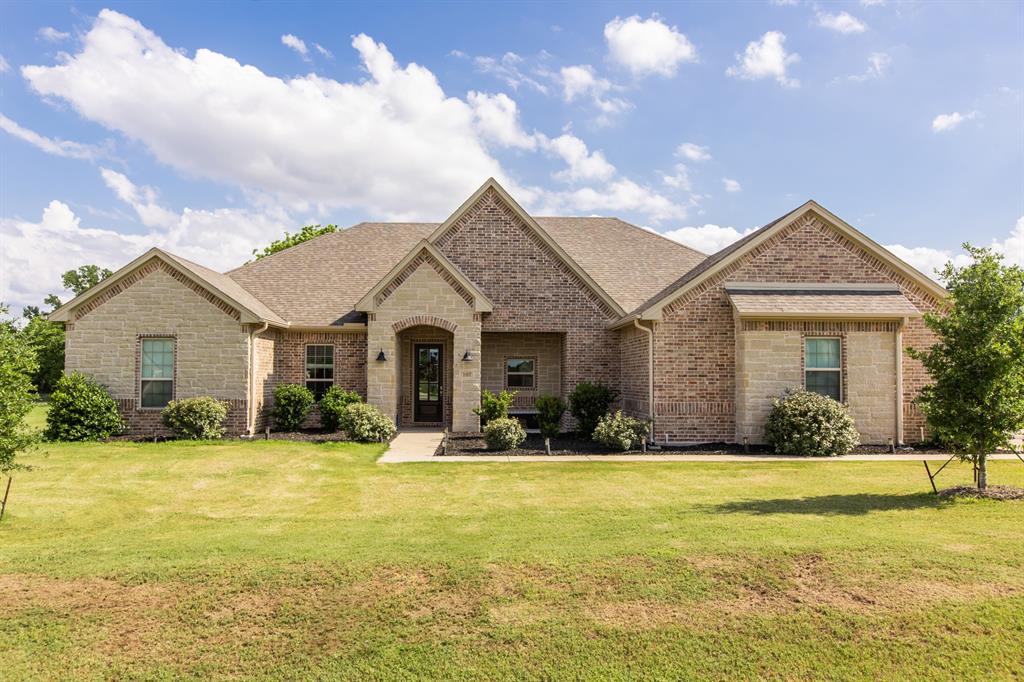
[414, 344, 443, 423]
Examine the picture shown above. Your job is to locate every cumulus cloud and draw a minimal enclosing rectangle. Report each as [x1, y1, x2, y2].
[38, 26, 71, 42]
[931, 110, 980, 133]
[559, 65, 631, 123]
[0, 54, 10, 73]
[543, 134, 616, 183]
[675, 142, 710, 162]
[556, 179, 686, 222]
[604, 15, 698, 78]
[887, 217, 1023, 278]
[816, 11, 868, 34]
[467, 91, 538, 150]
[661, 224, 757, 253]
[722, 177, 742, 192]
[661, 164, 691, 191]
[726, 31, 800, 88]
[280, 34, 308, 58]
[0, 113, 105, 160]
[99, 168, 179, 228]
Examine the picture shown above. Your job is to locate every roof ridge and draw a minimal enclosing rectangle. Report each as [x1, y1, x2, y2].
[608, 217, 707, 258]
[226, 222, 367, 276]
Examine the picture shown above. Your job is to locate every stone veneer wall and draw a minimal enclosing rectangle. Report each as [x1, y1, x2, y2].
[653, 211, 941, 444]
[64, 266, 250, 436]
[480, 332, 562, 410]
[846, 331, 897, 444]
[734, 330, 803, 443]
[367, 263, 481, 432]
[432, 189, 621, 426]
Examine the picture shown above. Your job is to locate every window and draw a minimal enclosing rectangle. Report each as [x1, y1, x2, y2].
[805, 337, 842, 401]
[305, 345, 334, 400]
[505, 358, 535, 389]
[140, 338, 174, 408]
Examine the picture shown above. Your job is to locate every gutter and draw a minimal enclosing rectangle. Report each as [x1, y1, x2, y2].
[247, 321, 269, 436]
[633, 319, 655, 442]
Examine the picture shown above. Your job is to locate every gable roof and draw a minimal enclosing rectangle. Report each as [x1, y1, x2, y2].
[49, 248, 287, 326]
[620, 200, 947, 325]
[724, 283, 922, 319]
[355, 240, 494, 313]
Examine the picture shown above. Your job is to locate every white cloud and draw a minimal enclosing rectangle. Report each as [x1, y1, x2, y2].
[99, 168, 179, 228]
[860, 0, 886, 6]
[726, 31, 800, 88]
[22, 10, 512, 220]
[0, 113, 104, 160]
[38, 26, 71, 42]
[280, 34, 308, 58]
[931, 110, 980, 133]
[885, 217, 1022, 280]
[846, 51, 891, 82]
[722, 177, 742, 192]
[543, 134, 616, 183]
[471, 52, 549, 94]
[604, 15, 698, 78]
[661, 163, 691, 191]
[816, 11, 868, 34]
[661, 224, 757, 253]
[770, 0, 799, 5]
[557, 179, 686, 222]
[675, 142, 710, 162]
[467, 91, 538, 150]
[0, 54, 9, 73]
[558, 65, 631, 123]
[314, 43, 332, 58]
[1, 197, 291, 310]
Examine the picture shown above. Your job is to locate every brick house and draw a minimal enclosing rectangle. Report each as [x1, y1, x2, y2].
[50, 178, 947, 444]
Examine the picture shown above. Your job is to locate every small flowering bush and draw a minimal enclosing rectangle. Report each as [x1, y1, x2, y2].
[483, 416, 527, 450]
[474, 389, 516, 426]
[593, 411, 649, 451]
[765, 389, 860, 457]
[319, 386, 363, 432]
[161, 397, 229, 440]
[342, 403, 396, 443]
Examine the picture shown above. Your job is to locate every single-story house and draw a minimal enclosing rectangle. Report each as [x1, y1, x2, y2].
[50, 178, 946, 444]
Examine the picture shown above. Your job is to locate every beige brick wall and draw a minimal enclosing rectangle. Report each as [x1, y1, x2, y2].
[846, 331, 897, 444]
[367, 262, 481, 432]
[481, 332, 561, 409]
[735, 330, 803, 443]
[66, 267, 249, 402]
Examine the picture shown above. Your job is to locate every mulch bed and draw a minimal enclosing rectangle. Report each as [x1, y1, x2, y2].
[262, 429, 351, 443]
[938, 485, 1024, 500]
[438, 433, 958, 457]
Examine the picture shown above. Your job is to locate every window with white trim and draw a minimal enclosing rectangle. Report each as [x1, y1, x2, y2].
[505, 358, 535, 389]
[305, 345, 334, 400]
[140, 338, 174, 408]
[805, 337, 842, 401]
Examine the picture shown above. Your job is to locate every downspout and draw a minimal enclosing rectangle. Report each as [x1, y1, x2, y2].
[633, 319, 655, 442]
[248, 321, 269, 436]
[895, 317, 905, 445]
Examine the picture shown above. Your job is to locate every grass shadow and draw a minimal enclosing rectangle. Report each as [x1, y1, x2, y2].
[705, 492, 949, 516]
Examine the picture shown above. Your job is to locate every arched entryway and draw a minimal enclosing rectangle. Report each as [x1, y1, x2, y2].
[396, 324, 454, 428]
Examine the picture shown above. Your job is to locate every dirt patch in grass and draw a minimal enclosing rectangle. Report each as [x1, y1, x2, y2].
[938, 485, 1024, 500]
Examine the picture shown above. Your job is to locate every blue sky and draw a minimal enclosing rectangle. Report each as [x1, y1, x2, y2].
[1, 1, 1021, 311]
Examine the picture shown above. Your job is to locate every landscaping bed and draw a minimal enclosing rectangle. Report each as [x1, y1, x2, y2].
[938, 485, 1024, 500]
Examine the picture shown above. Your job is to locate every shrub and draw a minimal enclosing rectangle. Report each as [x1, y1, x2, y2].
[271, 384, 314, 431]
[161, 397, 229, 440]
[593, 411, 649, 451]
[474, 389, 516, 426]
[483, 416, 527, 450]
[342, 403, 397, 443]
[765, 389, 860, 457]
[535, 394, 565, 440]
[568, 382, 617, 438]
[320, 386, 363, 432]
[45, 372, 123, 441]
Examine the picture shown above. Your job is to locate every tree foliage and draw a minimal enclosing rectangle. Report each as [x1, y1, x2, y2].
[251, 224, 338, 260]
[20, 316, 65, 393]
[0, 305, 39, 474]
[908, 245, 1024, 489]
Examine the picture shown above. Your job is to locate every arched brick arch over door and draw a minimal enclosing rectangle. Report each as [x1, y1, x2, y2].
[392, 315, 458, 334]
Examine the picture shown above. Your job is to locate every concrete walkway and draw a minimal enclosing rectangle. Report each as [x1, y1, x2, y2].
[378, 433, 1022, 464]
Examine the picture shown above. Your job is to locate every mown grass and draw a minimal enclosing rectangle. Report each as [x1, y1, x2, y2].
[1, 440, 1022, 680]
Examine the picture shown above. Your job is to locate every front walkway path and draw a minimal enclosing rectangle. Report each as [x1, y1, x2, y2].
[378, 435, 1022, 464]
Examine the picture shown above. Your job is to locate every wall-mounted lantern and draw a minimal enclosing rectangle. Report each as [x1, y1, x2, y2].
[462, 349, 473, 362]
[376, 348, 387, 362]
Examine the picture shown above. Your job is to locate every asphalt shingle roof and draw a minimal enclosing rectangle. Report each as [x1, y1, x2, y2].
[725, 287, 921, 318]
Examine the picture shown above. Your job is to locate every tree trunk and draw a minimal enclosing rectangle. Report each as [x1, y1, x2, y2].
[977, 452, 987, 490]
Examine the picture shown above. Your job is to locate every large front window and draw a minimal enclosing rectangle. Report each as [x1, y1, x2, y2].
[141, 338, 174, 407]
[305, 345, 334, 400]
[805, 337, 842, 401]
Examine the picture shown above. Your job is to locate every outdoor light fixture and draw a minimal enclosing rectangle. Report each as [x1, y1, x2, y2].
[376, 348, 387, 362]
[462, 349, 473, 361]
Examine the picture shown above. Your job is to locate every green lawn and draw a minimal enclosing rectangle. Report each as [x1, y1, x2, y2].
[24, 397, 49, 433]
[2, 441, 1022, 680]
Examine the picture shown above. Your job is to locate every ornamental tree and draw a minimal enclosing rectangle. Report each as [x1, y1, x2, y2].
[908, 245, 1024, 490]
[0, 305, 39, 477]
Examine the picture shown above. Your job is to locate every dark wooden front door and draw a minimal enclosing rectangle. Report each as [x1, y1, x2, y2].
[414, 344, 443, 423]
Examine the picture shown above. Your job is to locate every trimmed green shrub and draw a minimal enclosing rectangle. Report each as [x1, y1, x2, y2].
[535, 394, 565, 440]
[483, 416, 527, 450]
[474, 389, 516, 426]
[271, 384, 314, 431]
[568, 382, 617, 438]
[45, 372, 123, 441]
[593, 411, 649, 451]
[765, 389, 860, 457]
[320, 386, 363, 432]
[342, 403, 396, 443]
[161, 397, 229, 440]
